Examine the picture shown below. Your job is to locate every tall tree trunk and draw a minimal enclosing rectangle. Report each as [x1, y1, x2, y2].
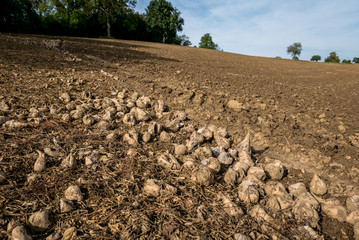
[106, 15, 111, 38]
[162, 34, 166, 43]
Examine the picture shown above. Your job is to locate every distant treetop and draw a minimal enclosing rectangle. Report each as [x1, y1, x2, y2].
[325, 52, 340, 63]
[199, 33, 219, 50]
[310, 55, 321, 62]
[287, 42, 302, 60]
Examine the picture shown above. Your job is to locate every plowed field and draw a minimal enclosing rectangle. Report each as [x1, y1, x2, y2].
[1, 33, 359, 239]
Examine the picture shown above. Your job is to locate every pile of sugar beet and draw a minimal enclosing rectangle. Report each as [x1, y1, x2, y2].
[0, 87, 359, 240]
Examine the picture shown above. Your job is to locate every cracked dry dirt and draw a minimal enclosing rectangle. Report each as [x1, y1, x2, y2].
[0, 33, 359, 239]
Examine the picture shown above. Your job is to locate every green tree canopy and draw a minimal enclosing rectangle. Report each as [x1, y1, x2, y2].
[93, 0, 136, 38]
[145, 0, 184, 43]
[0, 0, 189, 44]
[353, 57, 359, 63]
[325, 52, 340, 63]
[342, 59, 351, 64]
[287, 42, 302, 60]
[173, 34, 192, 46]
[0, 0, 41, 32]
[310, 55, 321, 62]
[199, 33, 218, 50]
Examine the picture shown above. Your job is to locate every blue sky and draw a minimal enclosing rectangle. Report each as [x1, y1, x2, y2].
[135, 0, 359, 61]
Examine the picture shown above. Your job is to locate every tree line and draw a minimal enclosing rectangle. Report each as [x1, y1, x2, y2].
[0, 0, 188, 45]
[287, 42, 359, 63]
[0, 0, 223, 49]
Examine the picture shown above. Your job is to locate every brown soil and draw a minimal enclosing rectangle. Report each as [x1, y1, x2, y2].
[0, 33, 359, 239]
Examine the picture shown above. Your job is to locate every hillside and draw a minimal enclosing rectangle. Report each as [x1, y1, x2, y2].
[1, 33, 359, 239]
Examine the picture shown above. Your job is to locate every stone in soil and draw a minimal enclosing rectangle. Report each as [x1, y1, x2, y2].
[265, 182, 293, 210]
[264, 160, 285, 181]
[247, 166, 266, 181]
[234, 233, 252, 240]
[218, 152, 233, 165]
[211, 146, 225, 158]
[61, 153, 76, 169]
[97, 120, 110, 130]
[190, 131, 205, 144]
[123, 130, 139, 146]
[34, 150, 46, 172]
[347, 195, 359, 212]
[192, 166, 215, 186]
[218, 193, 244, 218]
[197, 127, 213, 140]
[354, 222, 359, 240]
[309, 173, 328, 196]
[142, 132, 152, 143]
[264, 181, 287, 197]
[60, 92, 71, 103]
[44, 147, 63, 157]
[238, 180, 260, 204]
[143, 179, 161, 197]
[288, 182, 307, 198]
[322, 201, 348, 222]
[159, 131, 172, 142]
[130, 107, 150, 121]
[224, 167, 239, 185]
[106, 132, 119, 141]
[347, 210, 359, 225]
[174, 144, 187, 156]
[27, 173, 39, 184]
[29, 210, 51, 232]
[45, 232, 60, 240]
[227, 100, 243, 110]
[205, 157, 221, 173]
[122, 113, 136, 126]
[136, 96, 151, 109]
[60, 198, 74, 213]
[157, 153, 180, 170]
[292, 192, 320, 228]
[83, 115, 95, 125]
[62, 227, 77, 239]
[182, 158, 196, 169]
[248, 205, 275, 224]
[11, 225, 32, 240]
[64, 185, 83, 201]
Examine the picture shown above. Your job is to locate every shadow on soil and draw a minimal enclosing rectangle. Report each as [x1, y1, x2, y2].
[0, 33, 180, 71]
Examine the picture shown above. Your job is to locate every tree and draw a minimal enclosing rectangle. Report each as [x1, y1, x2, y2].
[0, 0, 41, 33]
[325, 52, 340, 63]
[199, 33, 218, 50]
[173, 34, 191, 46]
[310, 55, 321, 62]
[342, 59, 351, 64]
[145, 0, 184, 43]
[92, 0, 136, 38]
[112, 12, 150, 40]
[287, 42, 302, 60]
[353, 57, 359, 63]
[45, 0, 88, 34]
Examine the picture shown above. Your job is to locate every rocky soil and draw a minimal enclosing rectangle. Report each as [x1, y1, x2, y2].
[1, 33, 359, 239]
